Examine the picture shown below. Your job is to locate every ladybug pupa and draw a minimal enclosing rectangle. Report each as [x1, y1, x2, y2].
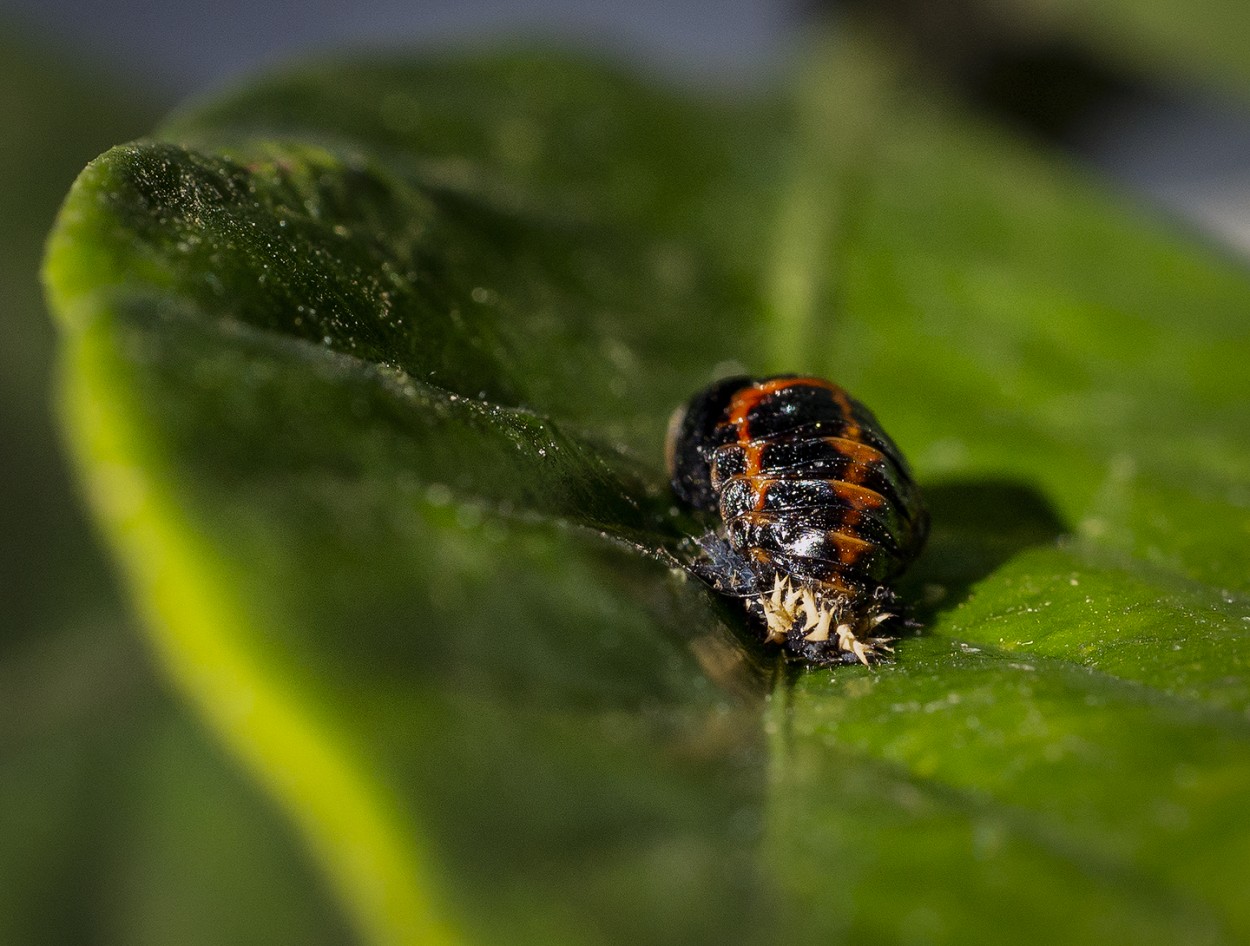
[666, 375, 928, 666]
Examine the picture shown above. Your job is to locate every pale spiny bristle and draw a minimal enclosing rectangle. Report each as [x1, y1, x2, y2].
[754, 576, 896, 666]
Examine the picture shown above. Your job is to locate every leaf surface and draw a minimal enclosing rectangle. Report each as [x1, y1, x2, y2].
[45, 43, 1250, 945]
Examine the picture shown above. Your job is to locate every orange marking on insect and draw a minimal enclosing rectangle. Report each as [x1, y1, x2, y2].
[753, 478, 770, 511]
[726, 380, 829, 490]
[725, 376, 840, 441]
[827, 386, 861, 443]
[722, 475, 886, 512]
[727, 434, 888, 481]
[832, 533, 869, 566]
[742, 441, 765, 478]
[825, 480, 885, 508]
[818, 436, 885, 467]
[730, 377, 835, 424]
[824, 386, 866, 558]
[723, 383, 884, 550]
[733, 511, 876, 560]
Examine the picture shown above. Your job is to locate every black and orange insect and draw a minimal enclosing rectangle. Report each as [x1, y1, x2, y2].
[667, 375, 928, 665]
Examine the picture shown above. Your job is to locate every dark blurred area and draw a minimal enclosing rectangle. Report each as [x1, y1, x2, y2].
[831, 0, 1144, 140]
[821, 0, 1250, 252]
[2, 0, 1249, 942]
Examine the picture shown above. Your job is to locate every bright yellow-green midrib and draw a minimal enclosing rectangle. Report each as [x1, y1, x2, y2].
[58, 319, 463, 946]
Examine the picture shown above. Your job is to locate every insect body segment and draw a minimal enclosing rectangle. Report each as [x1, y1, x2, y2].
[667, 375, 927, 666]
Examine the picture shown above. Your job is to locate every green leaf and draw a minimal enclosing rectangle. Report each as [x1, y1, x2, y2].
[44, 40, 1250, 945]
[0, 26, 354, 944]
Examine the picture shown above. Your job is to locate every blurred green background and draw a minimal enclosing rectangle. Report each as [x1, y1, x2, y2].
[4, 2, 1250, 943]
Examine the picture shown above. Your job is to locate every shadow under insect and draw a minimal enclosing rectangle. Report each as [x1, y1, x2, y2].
[897, 478, 1068, 625]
